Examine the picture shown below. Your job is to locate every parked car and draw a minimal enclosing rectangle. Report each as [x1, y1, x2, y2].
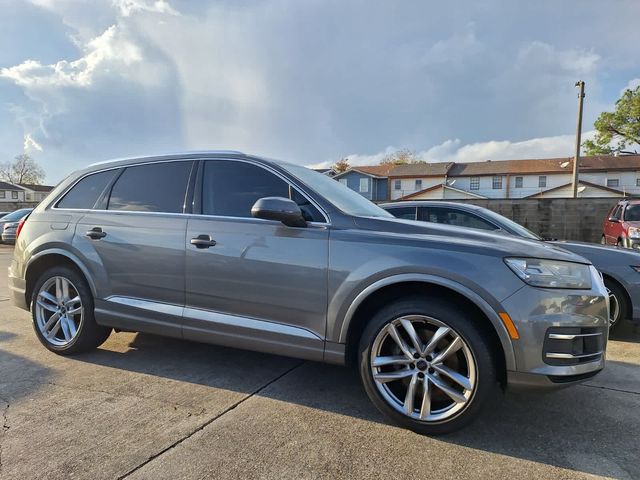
[602, 199, 640, 249]
[0, 208, 33, 243]
[10, 152, 608, 434]
[381, 200, 638, 330]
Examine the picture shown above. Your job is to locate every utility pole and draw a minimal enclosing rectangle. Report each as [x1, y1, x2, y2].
[571, 80, 585, 198]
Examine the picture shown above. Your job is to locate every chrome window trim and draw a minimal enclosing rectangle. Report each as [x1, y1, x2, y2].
[52, 156, 331, 224]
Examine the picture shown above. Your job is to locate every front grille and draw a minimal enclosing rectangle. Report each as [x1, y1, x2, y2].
[543, 327, 605, 366]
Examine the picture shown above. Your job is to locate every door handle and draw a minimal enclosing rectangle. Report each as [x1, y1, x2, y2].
[85, 227, 107, 240]
[190, 234, 217, 249]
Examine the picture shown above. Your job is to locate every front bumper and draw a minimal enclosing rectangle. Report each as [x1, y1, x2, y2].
[8, 261, 28, 311]
[501, 266, 609, 389]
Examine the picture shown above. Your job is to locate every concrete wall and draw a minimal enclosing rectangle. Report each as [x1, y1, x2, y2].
[0, 202, 40, 214]
[448, 197, 622, 243]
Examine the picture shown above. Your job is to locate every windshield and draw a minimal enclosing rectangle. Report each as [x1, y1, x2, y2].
[625, 204, 640, 222]
[1, 209, 32, 222]
[480, 208, 542, 240]
[280, 163, 392, 218]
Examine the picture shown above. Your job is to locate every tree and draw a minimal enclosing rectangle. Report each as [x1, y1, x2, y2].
[0, 154, 45, 185]
[380, 148, 425, 165]
[332, 157, 350, 173]
[583, 85, 640, 155]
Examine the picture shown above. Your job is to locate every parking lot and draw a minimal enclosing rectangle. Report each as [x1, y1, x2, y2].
[0, 244, 638, 479]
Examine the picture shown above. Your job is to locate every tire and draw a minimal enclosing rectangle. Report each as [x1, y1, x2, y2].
[617, 239, 624, 248]
[31, 266, 111, 354]
[358, 295, 497, 435]
[604, 279, 628, 331]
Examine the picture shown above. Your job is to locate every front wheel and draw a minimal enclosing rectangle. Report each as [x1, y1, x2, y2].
[31, 266, 111, 354]
[604, 279, 628, 331]
[358, 296, 497, 435]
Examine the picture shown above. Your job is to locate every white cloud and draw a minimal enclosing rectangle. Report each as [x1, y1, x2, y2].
[23, 133, 43, 152]
[622, 78, 640, 93]
[0, 25, 142, 88]
[112, 0, 179, 17]
[311, 132, 596, 168]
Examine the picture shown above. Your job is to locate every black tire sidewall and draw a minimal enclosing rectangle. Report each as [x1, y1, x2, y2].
[604, 279, 627, 330]
[31, 266, 108, 354]
[358, 295, 497, 435]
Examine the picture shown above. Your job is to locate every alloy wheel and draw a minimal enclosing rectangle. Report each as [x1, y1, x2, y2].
[607, 288, 620, 327]
[35, 276, 84, 347]
[370, 315, 477, 423]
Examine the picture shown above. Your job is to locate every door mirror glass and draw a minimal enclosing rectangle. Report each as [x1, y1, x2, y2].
[251, 197, 307, 227]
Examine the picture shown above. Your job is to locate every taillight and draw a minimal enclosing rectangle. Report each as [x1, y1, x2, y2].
[15, 216, 27, 239]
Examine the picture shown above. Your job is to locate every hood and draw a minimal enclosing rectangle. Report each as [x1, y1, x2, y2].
[551, 240, 640, 265]
[354, 216, 592, 264]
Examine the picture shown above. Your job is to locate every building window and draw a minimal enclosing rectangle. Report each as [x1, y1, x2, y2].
[0, 191, 5, 199]
[492, 176, 502, 189]
[339, 178, 348, 186]
[607, 178, 619, 187]
[11, 191, 18, 199]
[515, 176, 523, 188]
[359, 177, 369, 193]
[415, 179, 422, 190]
[469, 177, 480, 190]
[394, 179, 401, 190]
[636, 178, 640, 187]
[538, 176, 547, 188]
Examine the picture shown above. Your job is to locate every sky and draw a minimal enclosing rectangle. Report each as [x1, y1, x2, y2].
[0, 0, 639, 184]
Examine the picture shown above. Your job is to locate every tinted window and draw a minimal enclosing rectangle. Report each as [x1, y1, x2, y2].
[387, 206, 416, 220]
[108, 161, 192, 213]
[611, 205, 622, 220]
[625, 204, 640, 222]
[57, 170, 118, 209]
[203, 160, 324, 222]
[422, 207, 497, 231]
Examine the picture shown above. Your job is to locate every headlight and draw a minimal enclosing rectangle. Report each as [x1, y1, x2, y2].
[504, 257, 592, 289]
[629, 227, 640, 238]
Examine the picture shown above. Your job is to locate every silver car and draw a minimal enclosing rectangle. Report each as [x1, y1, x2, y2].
[9, 152, 609, 434]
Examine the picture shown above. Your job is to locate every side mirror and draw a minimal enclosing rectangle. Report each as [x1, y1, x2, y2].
[608, 217, 620, 223]
[251, 197, 307, 228]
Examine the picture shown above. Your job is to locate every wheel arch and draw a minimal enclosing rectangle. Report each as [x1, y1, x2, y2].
[25, 249, 96, 308]
[339, 274, 516, 377]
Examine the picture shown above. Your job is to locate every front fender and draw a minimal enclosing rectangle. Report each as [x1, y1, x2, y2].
[330, 272, 517, 371]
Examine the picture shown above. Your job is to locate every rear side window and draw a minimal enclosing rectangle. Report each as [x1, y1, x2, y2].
[57, 170, 118, 209]
[387, 206, 416, 220]
[421, 207, 498, 231]
[108, 161, 193, 213]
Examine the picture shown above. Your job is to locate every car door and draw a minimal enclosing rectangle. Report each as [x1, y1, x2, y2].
[183, 159, 329, 360]
[75, 160, 195, 337]
[605, 205, 622, 244]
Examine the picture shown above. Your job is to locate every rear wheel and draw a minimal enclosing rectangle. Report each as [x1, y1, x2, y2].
[31, 266, 111, 354]
[358, 296, 497, 435]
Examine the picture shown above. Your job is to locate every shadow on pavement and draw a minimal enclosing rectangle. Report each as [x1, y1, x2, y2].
[69, 331, 640, 479]
[0, 331, 52, 402]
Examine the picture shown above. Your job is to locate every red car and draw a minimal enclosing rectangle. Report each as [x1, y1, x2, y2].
[602, 199, 640, 249]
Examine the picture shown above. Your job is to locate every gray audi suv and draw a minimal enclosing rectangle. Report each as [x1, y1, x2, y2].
[9, 152, 609, 434]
